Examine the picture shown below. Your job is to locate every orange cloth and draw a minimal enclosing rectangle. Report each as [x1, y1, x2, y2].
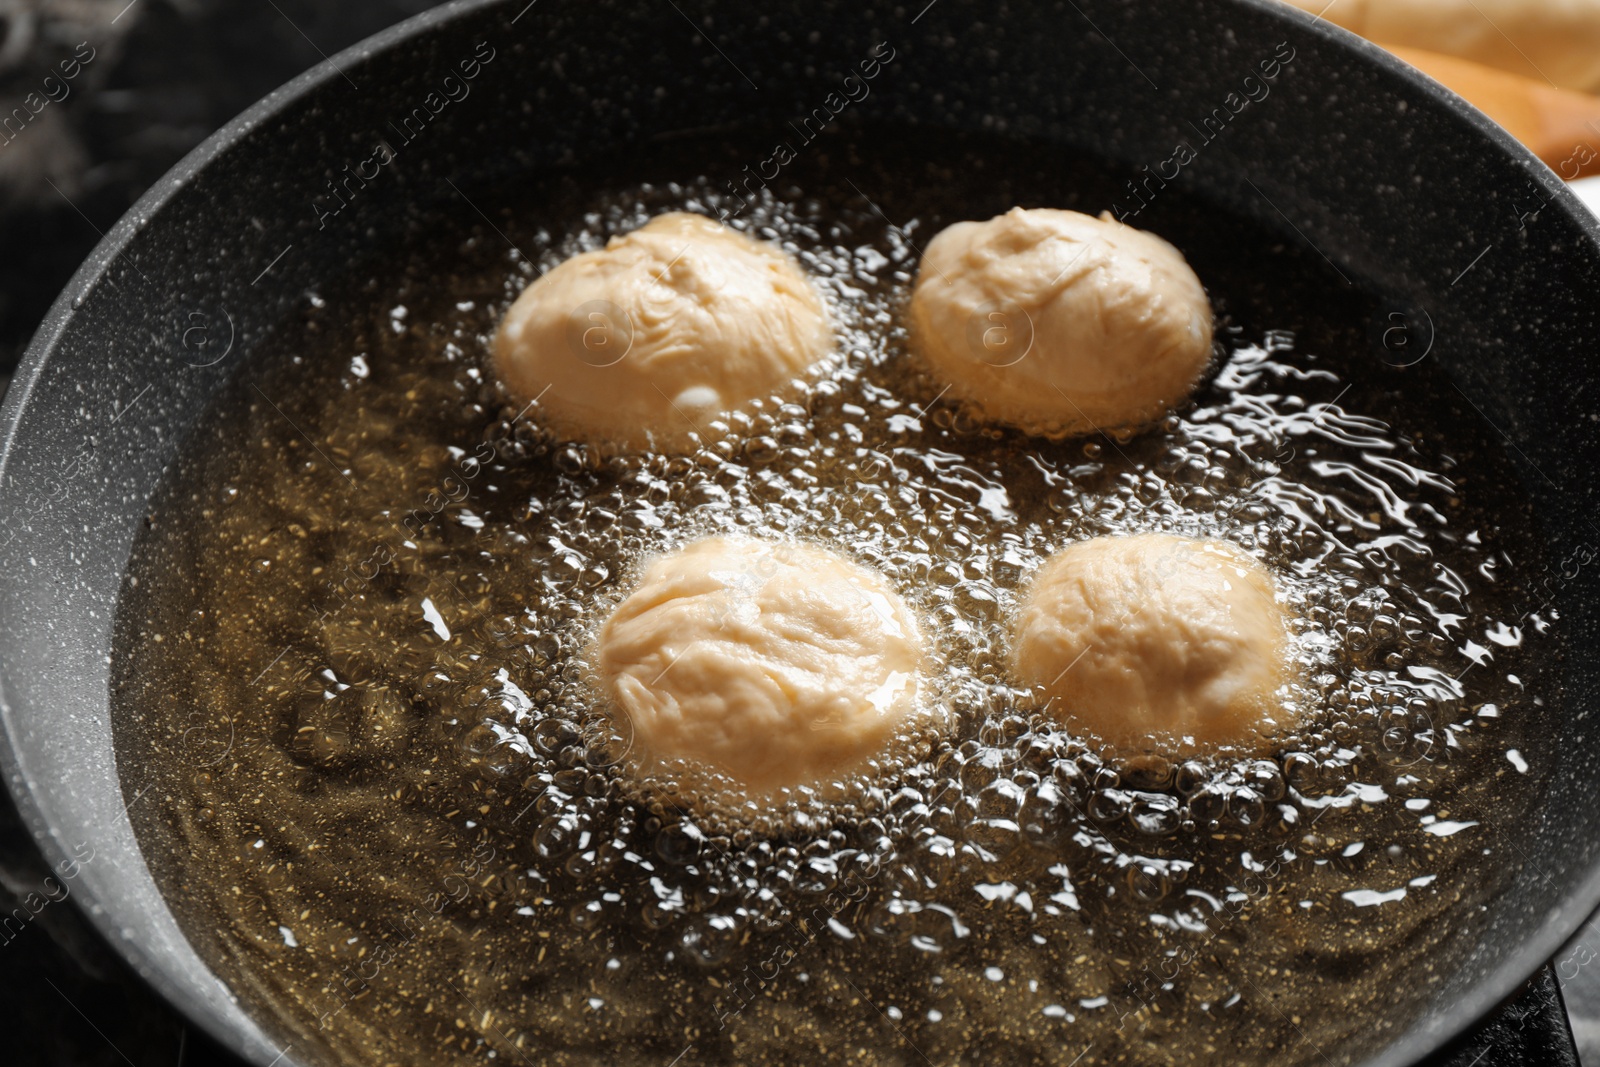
[1386, 43, 1600, 177]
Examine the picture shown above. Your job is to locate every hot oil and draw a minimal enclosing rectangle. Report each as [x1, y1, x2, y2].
[112, 128, 1559, 1067]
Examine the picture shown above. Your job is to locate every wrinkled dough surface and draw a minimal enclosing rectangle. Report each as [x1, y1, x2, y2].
[494, 212, 831, 449]
[1279, 0, 1600, 93]
[1012, 534, 1288, 751]
[908, 207, 1213, 435]
[596, 537, 924, 798]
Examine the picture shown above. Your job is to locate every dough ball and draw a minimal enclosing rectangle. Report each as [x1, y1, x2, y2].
[1279, 0, 1600, 94]
[908, 207, 1213, 436]
[493, 213, 831, 450]
[595, 537, 925, 799]
[1012, 534, 1288, 751]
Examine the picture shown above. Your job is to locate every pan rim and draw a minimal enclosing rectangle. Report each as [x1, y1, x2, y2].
[1, 1, 1597, 1065]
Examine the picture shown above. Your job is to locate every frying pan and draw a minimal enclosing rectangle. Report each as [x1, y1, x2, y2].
[1, 0, 1597, 1063]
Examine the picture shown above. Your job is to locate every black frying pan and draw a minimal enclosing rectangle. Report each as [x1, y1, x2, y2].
[2, 0, 1598, 1064]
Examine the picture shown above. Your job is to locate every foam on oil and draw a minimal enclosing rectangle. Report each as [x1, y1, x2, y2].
[113, 130, 1558, 1067]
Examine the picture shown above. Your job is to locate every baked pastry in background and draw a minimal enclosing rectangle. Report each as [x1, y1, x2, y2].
[1281, 0, 1600, 93]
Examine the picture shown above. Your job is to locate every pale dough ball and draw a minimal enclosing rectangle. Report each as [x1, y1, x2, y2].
[908, 207, 1213, 436]
[596, 537, 925, 799]
[1012, 534, 1289, 751]
[1279, 0, 1600, 94]
[493, 213, 831, 449]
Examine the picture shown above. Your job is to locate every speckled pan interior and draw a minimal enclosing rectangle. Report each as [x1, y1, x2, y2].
[0, 1, 1597, 1064]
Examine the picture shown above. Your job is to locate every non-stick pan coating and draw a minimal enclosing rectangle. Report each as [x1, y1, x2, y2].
[0, 1, 1596, 1064]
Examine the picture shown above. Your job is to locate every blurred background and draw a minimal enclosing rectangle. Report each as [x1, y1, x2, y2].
[2, 0, 1600, 1063]
[0, 0, 440, 374]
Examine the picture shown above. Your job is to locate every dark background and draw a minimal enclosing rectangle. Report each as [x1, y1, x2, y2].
[0, 1, 1585, 1064]
[0, 0, 440, 375]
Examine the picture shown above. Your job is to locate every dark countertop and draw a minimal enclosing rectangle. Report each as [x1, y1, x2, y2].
[0, 2, 1590, 1065]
